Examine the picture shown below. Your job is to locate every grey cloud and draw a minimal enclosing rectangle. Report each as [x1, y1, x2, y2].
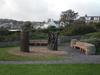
[12, 0, 49, 21]
[0, 0, 100, 21]
[0, 0, 5, 8]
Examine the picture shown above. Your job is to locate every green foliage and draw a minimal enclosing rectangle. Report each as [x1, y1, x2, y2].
[81, 32, 100, 39]
[30, 32, 48, 40]
[30, 26, 60, 40]
[0, 28, 19, 41]
[92, 22, 100, 31]
[40, 26, 60, 33]
[0, 27, 9, 36]
[60, 9, 78, 23]
[96, 48, 100, 54]
[60, 24, 96, 36]
[0, 31, 20, 42]
[47, 26, 58, 32]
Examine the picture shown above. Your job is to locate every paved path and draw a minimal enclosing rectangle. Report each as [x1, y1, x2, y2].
[0, 57, 100, 64]
[0, 45, 100, 64]
[64, 46, 100, 64]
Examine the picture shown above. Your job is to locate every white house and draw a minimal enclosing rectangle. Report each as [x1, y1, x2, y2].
[84, 15, 100, 23]
[59, 21, 70, 27]
[40, 19, 59, 29]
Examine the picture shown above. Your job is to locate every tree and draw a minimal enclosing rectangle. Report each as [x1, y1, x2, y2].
[60, 9, 78, 24]
[20, 21, 31, 52]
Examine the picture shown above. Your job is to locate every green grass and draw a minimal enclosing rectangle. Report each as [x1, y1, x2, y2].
[0, 64, 100, 75]
[0, 47, 65, 61]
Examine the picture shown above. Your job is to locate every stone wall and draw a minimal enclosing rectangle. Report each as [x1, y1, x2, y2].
[58, 35, 81, 44]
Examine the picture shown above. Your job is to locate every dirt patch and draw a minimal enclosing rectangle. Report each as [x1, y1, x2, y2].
[8, 46, 67, 57]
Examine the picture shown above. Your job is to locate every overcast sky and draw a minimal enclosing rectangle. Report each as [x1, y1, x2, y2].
[0, 0, 100, 21]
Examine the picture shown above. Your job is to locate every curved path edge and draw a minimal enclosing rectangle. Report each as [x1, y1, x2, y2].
[0, 60, 100, 64]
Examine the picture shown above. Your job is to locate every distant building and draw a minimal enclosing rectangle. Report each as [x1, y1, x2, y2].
[8, 29, 21, 32]
[59, 21, 69, 27]
[0, 19, 23, 31]
[80, 15, 100, 23]
[41, 19, 59, 29]
[31, 22, 44, 29]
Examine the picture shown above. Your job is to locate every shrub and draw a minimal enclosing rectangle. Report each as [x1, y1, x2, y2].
[0, 31, 20, 42]
[60, 24, 96, 36]
[81, 32, 100, 39]
[30, 32, 48, 40]
[92, 22, 100, 31]
[40, 26, 60, 33]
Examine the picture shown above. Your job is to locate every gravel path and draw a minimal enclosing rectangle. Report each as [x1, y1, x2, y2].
[0, 45, 100, 64]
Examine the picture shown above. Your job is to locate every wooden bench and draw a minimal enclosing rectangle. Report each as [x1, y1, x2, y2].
[71, 39, 96, 55]
[29, 40, 48, 46]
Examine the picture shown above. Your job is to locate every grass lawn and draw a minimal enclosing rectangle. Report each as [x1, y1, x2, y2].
[0, 47, 65, 61]
[0, 64, 100, 75]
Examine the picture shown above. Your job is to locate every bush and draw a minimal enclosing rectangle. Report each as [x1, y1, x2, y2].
[0, 31, 20, 42]
[0, 27, 9, 36]
[81, 32, 100, 39]
[40, 26, 60, 33]
[60, 24, 96, 36]
[30, 32, 48, 40]
[92, 22, 100, 31]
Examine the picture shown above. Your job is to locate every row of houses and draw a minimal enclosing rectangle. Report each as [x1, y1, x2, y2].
[45, 15, 100, 28]
[0, 15, 100, 31]
[0, 19, 60, 31]
[79, 15, 100, 23]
